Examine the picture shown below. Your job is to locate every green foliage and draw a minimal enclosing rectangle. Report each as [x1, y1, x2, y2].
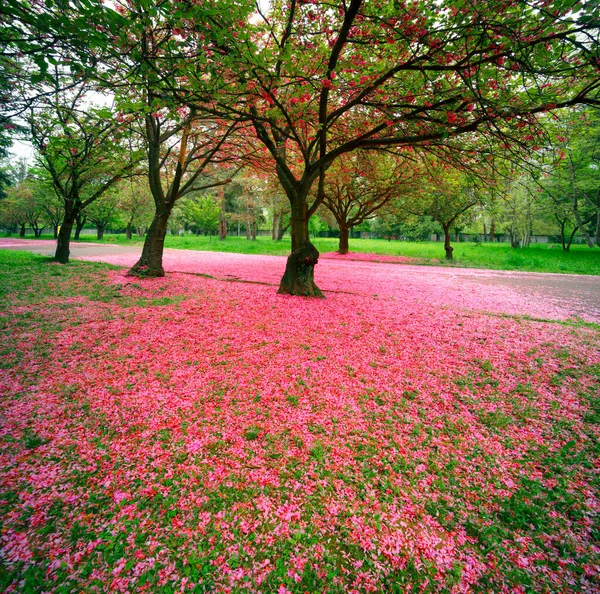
[180, 194, 220, 235]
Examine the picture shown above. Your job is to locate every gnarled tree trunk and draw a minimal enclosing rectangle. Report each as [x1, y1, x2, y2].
[128, 211, 170, 277]
[278, 240, 323, 297]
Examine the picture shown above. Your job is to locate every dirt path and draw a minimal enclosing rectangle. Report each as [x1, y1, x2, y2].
[2, 238, 599, 323]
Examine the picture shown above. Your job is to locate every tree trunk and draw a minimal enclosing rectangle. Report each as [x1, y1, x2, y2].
[128, 211, 170, 277]
[276, 185, 323, 296]
[595, 212, 600, 247]
[573, 202, 594, 248]
[490, 220, 495, 242]
[277, 240, 324, 297]
[218, 188, 227, 240]
[34, 226, 43, 238]
[290, 200, 309, 253]
[483, 222, 487, 242]
[74, 214, 85, 240]
[53, 225, 58, 239]
[55, 213, 75, 263]
[97, 225, 104, 240]
[125, 222, 132, 240]
[272, 212, 278, 240]
[443, 225, 453, 260]
[338, 225, 350, 254]
[566, 225, 579, 251]
[19, 223, 25, 237]
[277, 219, 288, 241]
[246, 219, 251, 240]
[252, 221, 257, 241]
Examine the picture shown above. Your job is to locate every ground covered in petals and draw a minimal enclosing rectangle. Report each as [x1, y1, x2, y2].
[0, 251, 599, 593]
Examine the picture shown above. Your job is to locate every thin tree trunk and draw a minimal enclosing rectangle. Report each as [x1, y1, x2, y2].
[126, 222, 132, 240]
[490, 221, 495, 242]
[245, 218, 251, 240]
[338, 225, 350, 254]
[595, 212, 600, 247]
[276, 219, 288, 241]
[97, 225, 104, 240]
[573, 202, 594, 248]
[128, 211, 170, 277]
[218, 188, 227, 241]
[272, 212, 278, 240]
[74, 213, 86, 240]
[483, 222, 487, 242]
[566, 225, 579, 251]
[252, 221, 256, 241]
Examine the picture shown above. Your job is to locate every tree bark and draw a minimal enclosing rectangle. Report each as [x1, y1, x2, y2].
[338, 225, 350, 254]
[443, 225, 453, 260]
[55, 213, 75, 263]
[277, 240, 324, 297]
[290, 199, 309, 253]
[125, 222, 132, 240]
[97, 225, 104, 240]
[19, 224, 25, 237]
[128, 211, 170, 277]
[490, 221, 495, 242]
[272, 212, 278, 240]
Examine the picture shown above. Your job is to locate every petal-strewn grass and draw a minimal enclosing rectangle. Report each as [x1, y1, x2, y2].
[1, 251, 598, 593]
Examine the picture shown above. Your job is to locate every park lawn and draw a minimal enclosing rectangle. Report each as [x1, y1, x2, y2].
[1, 250, 599, 593]
[35, 232, 600, 275]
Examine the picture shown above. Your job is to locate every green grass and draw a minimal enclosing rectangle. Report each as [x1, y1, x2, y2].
[0, 250, 122, 307]
[7, 232, 600, 275]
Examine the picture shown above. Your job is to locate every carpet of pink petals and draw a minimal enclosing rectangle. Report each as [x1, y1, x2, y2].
[77, 250, 599, 323]
[319, 252, 420, 265]
[1, 263, 599, 592]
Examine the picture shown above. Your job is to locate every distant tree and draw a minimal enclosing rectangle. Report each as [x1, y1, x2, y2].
[400, 165, 482, 260]
[85, 192, 122, 240]
[181, 194, 220, 239]
[539, 109, 600, 248]
[320, 152, 420, 254]
[114, 177, 154, 240]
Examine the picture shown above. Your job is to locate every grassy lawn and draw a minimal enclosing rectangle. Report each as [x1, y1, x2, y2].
[1, 249, 599, 592]
[18, 232, 600, 275]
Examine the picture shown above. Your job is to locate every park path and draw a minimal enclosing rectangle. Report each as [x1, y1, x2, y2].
[1, 237, 599, 323]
